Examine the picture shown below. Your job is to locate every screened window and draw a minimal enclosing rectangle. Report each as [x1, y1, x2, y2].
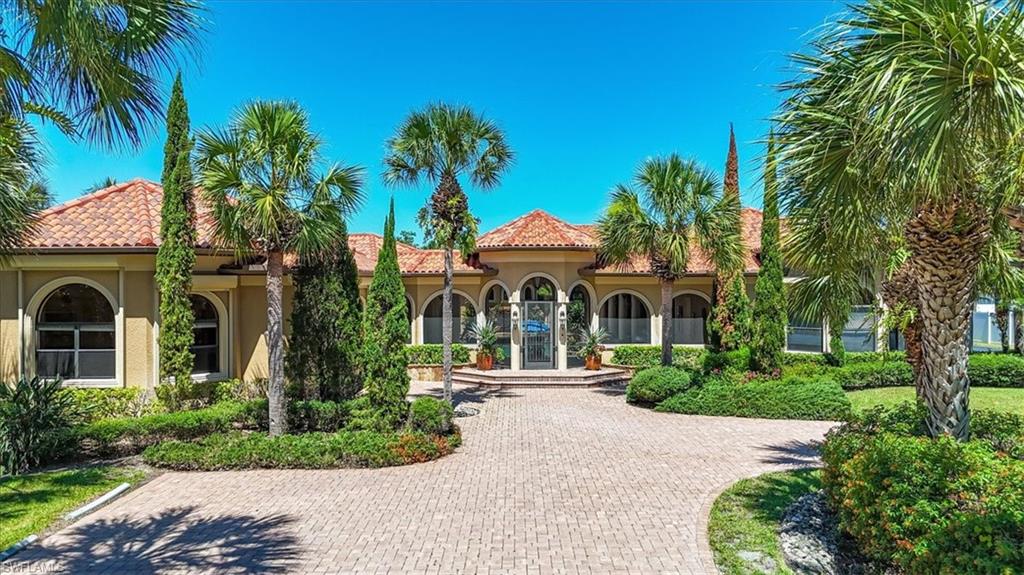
[787, 313, 823, 353]
[484, 285, 511, 368]
[423, 294, 476, 344]
[36, 284, 115, 380]
[671, 294, 710, 345]
[842, 305, 876, 352]
[567, 285, 592, 367]
[190, 295, 220, 375]
[599, 293, 651, 344]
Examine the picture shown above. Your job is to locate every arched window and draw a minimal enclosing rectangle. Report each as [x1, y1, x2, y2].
[567, 285, 592, 367]
[36, 284, 115, 379]
[484, 284, 511, 368]
[190, 295, 220, 375]
[521, 276, 556, 302]
[599, 292, 651, 344]
[423, 293, 476, 344]
[671, 293, 710, 345]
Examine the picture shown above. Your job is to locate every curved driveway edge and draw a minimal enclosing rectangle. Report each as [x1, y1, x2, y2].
[9, 383, 835, 574]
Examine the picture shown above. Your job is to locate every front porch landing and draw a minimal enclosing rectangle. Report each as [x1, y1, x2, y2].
[451, 366, 629, 388]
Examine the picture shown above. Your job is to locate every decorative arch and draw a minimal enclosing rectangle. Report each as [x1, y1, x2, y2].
[597, 289, 654, 313]
[515, 273, 562, 302]
[477, 279, 512, 312]
[671, 288, 711, 303]
[25, 276, 122, 385]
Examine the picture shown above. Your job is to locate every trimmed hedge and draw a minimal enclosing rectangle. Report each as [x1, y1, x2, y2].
[406, 344, 470, 365]
[656, 375, 852, 421]
[407, 396, 454, 435]
[626, 367, 692, 405]
[142, 428, 462, 470]
[782, 351, 906, 366]
[783, 353, 1024, 391]
[968, 353, 1024, 388]
[830, 361, 913, 390]
[821, 406, 1024, 574]
[609, 345, 707, 370]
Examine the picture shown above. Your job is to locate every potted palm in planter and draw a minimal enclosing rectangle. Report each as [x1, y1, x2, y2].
[576, 327, 609, 370]
[466, 320, 505, 371]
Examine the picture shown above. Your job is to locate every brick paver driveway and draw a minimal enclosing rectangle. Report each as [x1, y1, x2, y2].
[11, 383, 834, 574]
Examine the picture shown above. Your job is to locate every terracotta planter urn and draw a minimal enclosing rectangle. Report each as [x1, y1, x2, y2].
[477, 353, 494, 371]
[585, 354, 602, 371]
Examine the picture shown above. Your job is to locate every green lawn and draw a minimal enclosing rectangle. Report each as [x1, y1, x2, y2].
[847, 386, 1024, 415]
[709, 468, 820, 575]
[0, 466, 145, 550]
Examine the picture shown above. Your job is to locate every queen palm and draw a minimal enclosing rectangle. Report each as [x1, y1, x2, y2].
[196, 101, 364, 436]
[0, 0, 201, 254]
[597, 155, 742, 367]
[776, 0, 1024, 440]
[384, 103, 513, 403]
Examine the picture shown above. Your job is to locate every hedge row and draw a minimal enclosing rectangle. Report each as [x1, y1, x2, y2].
[142, 428, 462, 470]
[821, 404, 1024, 573]
[406, 344, 471, 365]
[821, 354, 1024, 390]
[609, 346, 709, 370]
[656, 375, 852, 421]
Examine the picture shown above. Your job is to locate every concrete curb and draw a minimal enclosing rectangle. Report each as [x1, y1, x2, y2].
[0, 534, 37, 562]
[65, 482, 131, 522]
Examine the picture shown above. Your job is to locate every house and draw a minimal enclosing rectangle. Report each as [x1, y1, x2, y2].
[1, 178, 987, 391]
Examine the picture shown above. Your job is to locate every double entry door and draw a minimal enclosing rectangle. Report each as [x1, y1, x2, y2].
[522, 301, 555, 369]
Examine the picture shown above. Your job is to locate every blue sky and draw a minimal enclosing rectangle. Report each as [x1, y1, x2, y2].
[39, 1, 842, 241]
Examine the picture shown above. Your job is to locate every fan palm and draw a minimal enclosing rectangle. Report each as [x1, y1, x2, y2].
[383, 103, 513, 403]
[0, 0, 202, 254]
[196, 101, 364, 436]
[597, 155, 742, 366]
[775, 0, 1024, 439]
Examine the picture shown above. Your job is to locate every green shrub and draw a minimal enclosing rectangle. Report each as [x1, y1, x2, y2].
[626, 367, 693, 405]
[142, 428, 461, 470]
[0, 377, 75, 474]
[656, 375, 851, 421]
[823, 432, 1024, 573]
[702, 347, 752, 374]
[288, 400, 352, 433]
[968, 353, 1024, 388]
[831, 361, 913, 390]
[405, 344, 471, 365]
[407, 397, 453, 435]
[71, 400, 263, 458]
[63, 387, 149, 422]
[782, 351, 905, 366]
[610, 345, 706, 370]
[973, 409, 1024, 459]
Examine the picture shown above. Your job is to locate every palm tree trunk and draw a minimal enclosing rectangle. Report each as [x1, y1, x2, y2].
[442, 248, 454, 404]
[266, 250, 287, 436]
[996, 300, 1010, 353]
[906, 203, 989, 440]
[660, 279, 673, 366]
[881, 262, 925, 398]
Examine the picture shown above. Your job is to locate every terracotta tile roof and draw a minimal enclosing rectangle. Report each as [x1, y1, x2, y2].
[24, 178, 219, 250]
[585, 208, 764, 275]
[476, 209, 596, 250]
[348, 233, 487, 275]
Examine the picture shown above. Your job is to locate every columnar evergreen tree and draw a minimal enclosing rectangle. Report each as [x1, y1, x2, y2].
[750, 134, 785, 373]
[286, 224, 363, 401]
[708, 125, 752, 350]
[155, 73, 196, 390]
[362, 200, 411, 427]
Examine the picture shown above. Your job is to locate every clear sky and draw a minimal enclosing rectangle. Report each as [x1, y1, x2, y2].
[39, 0, 842, 242]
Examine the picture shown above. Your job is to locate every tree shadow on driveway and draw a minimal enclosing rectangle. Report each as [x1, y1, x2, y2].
[15, 506, 300, 574]
[757, 439, 822, 466]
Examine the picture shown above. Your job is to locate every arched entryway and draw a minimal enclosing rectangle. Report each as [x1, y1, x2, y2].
[520, 276, 557, 369]
[567, 283, 593, 367]
[423, 292, 477, 345]
[482, 283, 511, 369]
[671, 292, 710, 345]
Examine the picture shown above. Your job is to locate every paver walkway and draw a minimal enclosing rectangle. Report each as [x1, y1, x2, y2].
[9, 382, 834, 574]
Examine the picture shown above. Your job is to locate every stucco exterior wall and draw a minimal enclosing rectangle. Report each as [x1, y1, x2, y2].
[123, 271, 155, 390]
[0, 271, 18, 381]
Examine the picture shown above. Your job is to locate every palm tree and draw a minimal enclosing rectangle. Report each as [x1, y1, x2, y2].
[0, 0, 201, 254]
[196, 101, 364, 436]
[597, 155, 742, 366]
[383, 103, 513, 403]
[775, 0, 1024, 440]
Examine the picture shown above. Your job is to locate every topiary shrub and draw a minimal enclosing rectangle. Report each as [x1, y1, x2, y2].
[406, 344, 471, 365]
[407, 396, 454, 435]
[626, 367, 693, 405]
[968, 353, 1024, 387]
[656, 375, 851, 421]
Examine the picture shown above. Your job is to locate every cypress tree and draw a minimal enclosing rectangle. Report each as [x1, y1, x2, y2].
[361, 200, 410, 428]
[155, 73, 196, 391]
[708, 124, 752, 351]
[286, 225, 363, 401]
[751, 133, 786, 373]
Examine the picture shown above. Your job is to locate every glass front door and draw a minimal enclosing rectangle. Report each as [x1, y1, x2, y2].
[523, 301, 555, 369]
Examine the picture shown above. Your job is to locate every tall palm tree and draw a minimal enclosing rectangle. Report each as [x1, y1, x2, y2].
[597, 155, 742, 366]
[196, 101, 364, 436]
[0, 0, 202, 254]
[776, 0, 1024, 440]
[383, 103, 513, 404]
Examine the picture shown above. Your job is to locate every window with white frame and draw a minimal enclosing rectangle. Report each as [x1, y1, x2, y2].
[190, 295, 220, 375]
[36, 284, 115, 380]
